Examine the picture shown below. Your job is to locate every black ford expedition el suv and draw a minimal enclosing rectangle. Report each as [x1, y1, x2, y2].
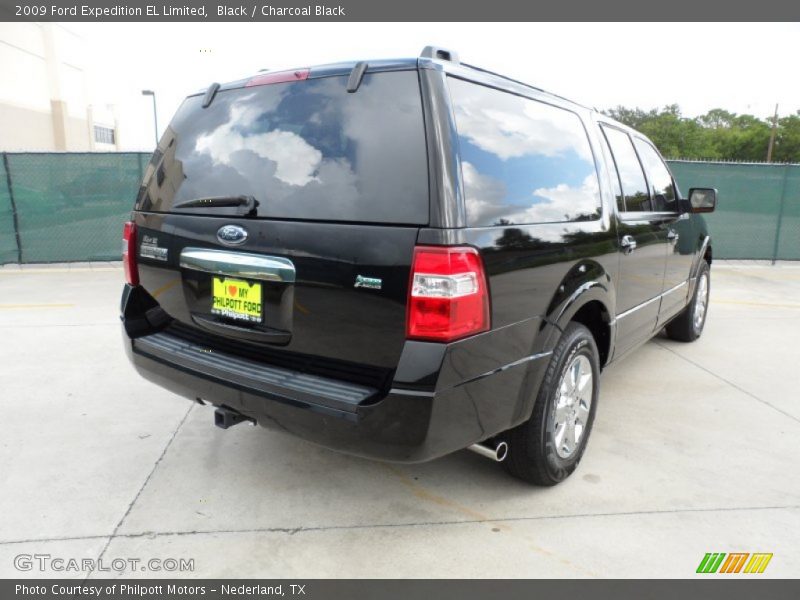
[121, 47, 717, 485]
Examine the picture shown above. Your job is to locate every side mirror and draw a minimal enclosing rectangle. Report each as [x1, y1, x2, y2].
[687, 188, 717, 213]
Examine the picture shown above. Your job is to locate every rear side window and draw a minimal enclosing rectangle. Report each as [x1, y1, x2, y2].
[601, 126, 651, 212]
[137, 71, 429, 224]
[598, 128, 625, 213]
[634, 139, 678, 212]
[448, 77, 601, 227]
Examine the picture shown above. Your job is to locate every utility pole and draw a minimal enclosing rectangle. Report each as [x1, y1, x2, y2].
[767, 104, 779, 162]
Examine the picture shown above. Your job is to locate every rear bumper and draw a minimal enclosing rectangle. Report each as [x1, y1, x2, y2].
[121, 285, 553, 463]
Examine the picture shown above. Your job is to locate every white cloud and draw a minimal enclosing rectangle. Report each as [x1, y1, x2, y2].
[528, 175, 601, 222]
[451, 79, 595, 162]
[462, 161, 508, 224]
[463, 161, 599, 225]
[195, 100, 323, 186]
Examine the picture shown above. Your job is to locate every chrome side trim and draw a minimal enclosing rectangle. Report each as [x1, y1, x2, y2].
[615, 294, 661, 321]
[614, 279, 690, 323]
[179, 248, 296, 283]
[661, 280, 687, 298]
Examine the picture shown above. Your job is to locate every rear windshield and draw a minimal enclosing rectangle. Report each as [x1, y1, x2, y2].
[136, 71, 429, 224]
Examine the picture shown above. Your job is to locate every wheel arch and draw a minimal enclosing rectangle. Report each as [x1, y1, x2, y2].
[545, 260, 615, 368]
[569, 301, 612, 368]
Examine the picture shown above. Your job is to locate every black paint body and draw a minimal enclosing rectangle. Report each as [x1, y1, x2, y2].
[121, 56, 711, 462]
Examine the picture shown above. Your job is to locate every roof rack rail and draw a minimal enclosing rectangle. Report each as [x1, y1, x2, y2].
[420, 45, 459, 64]
[460, 61, 590, 111]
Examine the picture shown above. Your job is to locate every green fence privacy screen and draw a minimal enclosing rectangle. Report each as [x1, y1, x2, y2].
[669, 161, 799, 261]
[0, 152, 147, 264]
[0, 153, 797, 264]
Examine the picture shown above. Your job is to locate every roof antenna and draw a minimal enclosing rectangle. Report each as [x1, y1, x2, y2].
[347, 62, 368, 93]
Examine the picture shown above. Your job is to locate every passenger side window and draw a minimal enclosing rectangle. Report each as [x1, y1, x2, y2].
[601, 126, 651, 212]
[449, 77, 602, 226]
[634, 139, 678, 212]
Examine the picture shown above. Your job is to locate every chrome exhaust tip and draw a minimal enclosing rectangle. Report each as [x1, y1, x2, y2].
[468, 440, 508, 462]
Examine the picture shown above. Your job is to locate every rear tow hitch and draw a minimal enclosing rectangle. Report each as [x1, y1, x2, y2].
[214, 406, 256, 429]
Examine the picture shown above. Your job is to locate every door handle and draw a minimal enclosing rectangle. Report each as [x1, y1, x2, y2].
[621, 235, 637, 254]
[667, 229, 679, 243]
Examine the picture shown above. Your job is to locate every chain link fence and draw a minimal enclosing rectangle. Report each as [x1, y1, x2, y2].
[0, 152, 147, 264]
[0, 153, 797, 264]
[669, 160, 799, 261]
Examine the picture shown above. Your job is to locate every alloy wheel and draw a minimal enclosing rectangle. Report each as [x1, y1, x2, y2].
[552, 354, 593, 459]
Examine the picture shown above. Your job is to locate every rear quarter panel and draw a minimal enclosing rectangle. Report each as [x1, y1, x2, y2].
[414, 74, 622, 432]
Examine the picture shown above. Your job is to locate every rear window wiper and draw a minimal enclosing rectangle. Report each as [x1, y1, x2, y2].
[173, 195, 259, 216]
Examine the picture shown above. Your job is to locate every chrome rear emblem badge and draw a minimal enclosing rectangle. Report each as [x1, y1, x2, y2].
[217, 225, 248, 246]
[355, 275, 382, 290]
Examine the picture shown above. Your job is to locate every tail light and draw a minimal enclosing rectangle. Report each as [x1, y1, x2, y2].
[406, 246, 490, 342]
[122, 221, 139, 285]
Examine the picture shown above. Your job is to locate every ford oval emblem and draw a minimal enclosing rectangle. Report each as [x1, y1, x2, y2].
[216, 224, 248, 246]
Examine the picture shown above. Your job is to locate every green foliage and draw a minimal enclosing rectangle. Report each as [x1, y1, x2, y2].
[604, 105, 799, 163]
[773, 113, 800, 162]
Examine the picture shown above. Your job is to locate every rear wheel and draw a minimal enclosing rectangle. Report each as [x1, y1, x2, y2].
[503, 322, 600, 486]
[665, 261, 710, 342]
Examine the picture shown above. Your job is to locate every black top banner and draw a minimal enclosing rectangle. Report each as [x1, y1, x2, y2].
[0, 0, 798, 21]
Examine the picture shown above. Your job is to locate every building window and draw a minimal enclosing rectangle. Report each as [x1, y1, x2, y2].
[94, 125, 115, 145]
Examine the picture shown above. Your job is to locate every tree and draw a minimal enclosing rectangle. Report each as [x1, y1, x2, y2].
[602, 105, 799, 162]
[697, 109, 735, 130]
[773, 112, 800, 163]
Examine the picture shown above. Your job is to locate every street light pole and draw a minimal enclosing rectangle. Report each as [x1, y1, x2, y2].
[141, 90, 159, 147]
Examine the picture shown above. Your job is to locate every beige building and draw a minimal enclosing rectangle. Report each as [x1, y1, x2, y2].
[0, 23, 120, 151]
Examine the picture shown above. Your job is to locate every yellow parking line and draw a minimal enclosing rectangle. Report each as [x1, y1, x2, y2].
[0, 303, 74, 309]
[152, 279, 180, 298]
[714, 299, 800, 309]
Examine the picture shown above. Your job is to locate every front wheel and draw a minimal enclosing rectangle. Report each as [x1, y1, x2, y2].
[503, 322, 600, 486]
[665, 261, 710, 342]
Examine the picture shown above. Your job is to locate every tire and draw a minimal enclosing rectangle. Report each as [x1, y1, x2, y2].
[503, 322, 600, 486]
[665, 261, 710, 343]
